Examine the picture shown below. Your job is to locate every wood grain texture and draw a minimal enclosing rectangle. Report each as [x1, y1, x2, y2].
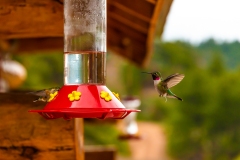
[0, 92, 76, 160]
[145, 0, 173, 66]
[75, 118, 84, 160]
[15, 38, 63, 53]
[85, 146, 116, 160]
[107, 0, 173, 67]
[0, 0, 63, 39]
[0, 0, 173, 67]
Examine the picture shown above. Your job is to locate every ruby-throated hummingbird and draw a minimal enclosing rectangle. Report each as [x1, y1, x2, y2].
[28, 87, 60, 102]
[143, 71, 184, 101]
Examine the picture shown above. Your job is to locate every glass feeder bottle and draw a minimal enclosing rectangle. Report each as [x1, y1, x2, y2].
[64, 0, 106, 85]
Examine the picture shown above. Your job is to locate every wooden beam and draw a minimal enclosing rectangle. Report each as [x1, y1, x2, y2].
[144, 0, 174, 66]
[85, 146, 116, 160]
[0, 0, 63, 39]
[108, 1, 151, 23]
[15, 38, 63, 53]
[0, 92, 76, 160]
[0, 0, 173, 67]
[108, 13, 149, 34]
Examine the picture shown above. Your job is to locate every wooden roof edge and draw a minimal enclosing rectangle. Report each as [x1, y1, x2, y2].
[143, 0, 174, 68]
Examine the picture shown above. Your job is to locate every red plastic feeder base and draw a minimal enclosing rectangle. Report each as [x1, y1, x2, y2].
[29, 85, 140, 120]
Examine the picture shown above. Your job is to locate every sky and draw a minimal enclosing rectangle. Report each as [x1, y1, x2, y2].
[162, 0, 240, 44]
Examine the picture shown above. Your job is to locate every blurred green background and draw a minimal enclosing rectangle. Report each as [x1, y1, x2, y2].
[13, 38, 240, 160]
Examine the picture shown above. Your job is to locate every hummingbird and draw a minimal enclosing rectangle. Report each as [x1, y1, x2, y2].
[142, 71, 184, 101]
[28, 87, 60, 102]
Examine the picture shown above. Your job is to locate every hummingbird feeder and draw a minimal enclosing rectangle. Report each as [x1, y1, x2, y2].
[29, 0, 140, 120]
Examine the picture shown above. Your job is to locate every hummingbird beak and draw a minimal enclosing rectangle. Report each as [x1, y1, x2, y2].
[141, 71, 152, 74]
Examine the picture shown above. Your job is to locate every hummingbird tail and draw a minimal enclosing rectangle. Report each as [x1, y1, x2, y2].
[173, 95, 183, 101]
[166, 90, 183, 101]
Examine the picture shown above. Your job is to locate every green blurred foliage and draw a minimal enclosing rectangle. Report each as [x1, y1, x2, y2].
[139, 39, 240, 160]
[120, 61, 144, 96]
[13, 52, 63, 90]
[198, 38, 240, 68]
[84, 122, 130, 156]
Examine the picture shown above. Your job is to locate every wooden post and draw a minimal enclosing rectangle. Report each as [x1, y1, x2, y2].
[75, 118, 85, 160]
[0, 92, 76, 160]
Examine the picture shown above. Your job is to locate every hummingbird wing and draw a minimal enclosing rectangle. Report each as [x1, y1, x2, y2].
[163, 73, 184, 89]
[27, 87, 60, 97]
[27, 89, 48, 97]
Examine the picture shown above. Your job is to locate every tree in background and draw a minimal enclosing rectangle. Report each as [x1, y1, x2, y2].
[13, 52, 63, 90]
[147, 40, 240, 160]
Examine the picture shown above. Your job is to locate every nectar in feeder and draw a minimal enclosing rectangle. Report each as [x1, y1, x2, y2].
[29, 0, 140, 120]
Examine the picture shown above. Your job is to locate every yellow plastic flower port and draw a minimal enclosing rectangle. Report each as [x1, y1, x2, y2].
[112, 92, 120, 100]
[48, 91, 58, 102]
[100, 91, 112, 102]
[68, 91, 81, 102]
